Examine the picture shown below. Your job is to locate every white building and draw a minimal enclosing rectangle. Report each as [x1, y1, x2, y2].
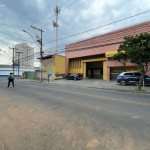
[0, 65, 37, 78]
[15, 43, 34, 69]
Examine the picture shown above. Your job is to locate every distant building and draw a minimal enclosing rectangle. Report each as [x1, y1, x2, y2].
[15, 43, 34, 69]
[0, 64, 37, 78]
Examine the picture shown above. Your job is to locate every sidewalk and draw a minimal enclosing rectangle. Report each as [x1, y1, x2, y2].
[18, 78, 150, 93]
[46, 79, 150, 93]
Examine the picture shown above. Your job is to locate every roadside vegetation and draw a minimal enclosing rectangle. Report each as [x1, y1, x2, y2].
[113, 33, 150, 90]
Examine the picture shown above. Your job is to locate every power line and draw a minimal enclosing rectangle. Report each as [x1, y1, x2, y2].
[6, 0, 88, 47]
[43, 9, 150, 44]
[26, 0, 73, 31]
[37, 0, 79, 29]
[30, 19, 150, 56]
[39, 0, 89, 29]
[20, 0, 72, 46]
[0, 30, 35, 43]
[59, 0, 90, 19]
[33, 0, 72, 27]
[45, 25, 150, 53]
[9, 22, 150, 62]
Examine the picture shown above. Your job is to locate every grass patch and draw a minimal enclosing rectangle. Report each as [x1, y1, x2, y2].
[134, 88, 146, 93]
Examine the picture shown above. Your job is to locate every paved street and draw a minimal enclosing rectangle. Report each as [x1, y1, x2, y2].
[0, 79, 150, 150]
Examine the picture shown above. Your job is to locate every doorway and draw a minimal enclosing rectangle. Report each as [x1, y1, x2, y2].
[86, 61, 103, 79]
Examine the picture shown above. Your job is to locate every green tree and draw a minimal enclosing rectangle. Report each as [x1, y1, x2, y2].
[113, 32, 150, 90]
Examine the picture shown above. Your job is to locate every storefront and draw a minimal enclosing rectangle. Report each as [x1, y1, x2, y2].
[65, 21, 150, 81]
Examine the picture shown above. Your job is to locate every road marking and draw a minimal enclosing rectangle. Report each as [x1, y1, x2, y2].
[132, 116, 139, 119]
[17, 83, 150, 107]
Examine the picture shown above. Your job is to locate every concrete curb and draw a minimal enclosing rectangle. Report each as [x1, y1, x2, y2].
[48, 83, 150, 94]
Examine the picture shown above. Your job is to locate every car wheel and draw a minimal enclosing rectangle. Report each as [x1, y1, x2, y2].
[65, 77, 68, 80]
[74, 78, 77, 81]
[148, 81, 150, 86]
[120, 80, 126, 86]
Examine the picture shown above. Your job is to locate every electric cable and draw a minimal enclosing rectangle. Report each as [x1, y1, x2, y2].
[43, 9, 150, 44]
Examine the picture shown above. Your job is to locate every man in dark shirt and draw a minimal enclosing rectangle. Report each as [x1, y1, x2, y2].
[7, 73, 14, 87]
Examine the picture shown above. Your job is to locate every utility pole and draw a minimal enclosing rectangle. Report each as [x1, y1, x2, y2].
[31, 25, 44, 82]
[9, 47, 18, 76]
[52, 5, 60, 54]
[16, 52, 23, 79]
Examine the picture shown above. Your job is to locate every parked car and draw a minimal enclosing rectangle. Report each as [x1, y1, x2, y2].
[116, 72, 150, 86]
[65, 74, 82, 80]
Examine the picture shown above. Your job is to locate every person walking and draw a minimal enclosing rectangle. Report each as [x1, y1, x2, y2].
[7, 73, 14, 87]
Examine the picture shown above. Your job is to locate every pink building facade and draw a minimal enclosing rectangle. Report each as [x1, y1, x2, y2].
[65, 21, 150, 81]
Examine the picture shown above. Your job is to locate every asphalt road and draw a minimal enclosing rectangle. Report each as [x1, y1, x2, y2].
[0, 79, 150, 150]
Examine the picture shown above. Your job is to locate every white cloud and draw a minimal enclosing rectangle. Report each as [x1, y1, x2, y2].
[1, 0, 150, 65]
[33, 0, 46, 11]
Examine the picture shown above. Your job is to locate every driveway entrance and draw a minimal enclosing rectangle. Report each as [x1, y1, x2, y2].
[82, 58, 107, 80]
[86, 61, 103, 79]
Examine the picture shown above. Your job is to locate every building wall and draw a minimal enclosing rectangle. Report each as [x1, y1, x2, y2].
[41, 54, 65, 79]
[26, 72, 35, 79]
[35, 70, 41, 80]
[42, 58, 54, 79]
[65, 21, 150, 80]
[54, 55, 65, 75]
[0, 67, 36, 78]
[68, 58, 82, 74]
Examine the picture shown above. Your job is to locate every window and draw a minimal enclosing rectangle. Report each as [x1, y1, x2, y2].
[110, 67, 125, 73]
[124, 73, 133, 76]
[134, 73, 141, 76]
[108, 57, 113, 61]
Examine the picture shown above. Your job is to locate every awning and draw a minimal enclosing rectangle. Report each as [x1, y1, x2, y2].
[105, 50, 118, 57]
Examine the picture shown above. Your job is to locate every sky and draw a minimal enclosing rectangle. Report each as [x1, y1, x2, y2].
[0, 0, 150, 67]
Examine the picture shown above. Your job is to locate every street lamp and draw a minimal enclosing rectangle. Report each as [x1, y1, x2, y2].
[22, 30, 40, 48]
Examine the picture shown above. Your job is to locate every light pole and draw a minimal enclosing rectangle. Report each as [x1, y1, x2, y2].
[23, 28, 44, 82]
[9, 47, 18, 76]
[31, 26, 44, 83]
[16, 52, 23, 79]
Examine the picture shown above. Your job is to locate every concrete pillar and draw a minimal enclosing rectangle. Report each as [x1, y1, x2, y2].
[83, 62, 86, 79]
[103, 61, 107, 80]
[65, 58, 69, 75]
[107, 67, 110, 81]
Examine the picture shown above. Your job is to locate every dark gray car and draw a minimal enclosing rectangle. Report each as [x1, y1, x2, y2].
[65, 74, 82, 80]
[117, 72, 150, 86]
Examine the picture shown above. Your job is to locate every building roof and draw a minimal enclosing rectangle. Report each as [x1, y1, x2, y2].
[0, 64, 12, 68]
[37, 54, 54, 60]
[37, 54, 65, 60]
